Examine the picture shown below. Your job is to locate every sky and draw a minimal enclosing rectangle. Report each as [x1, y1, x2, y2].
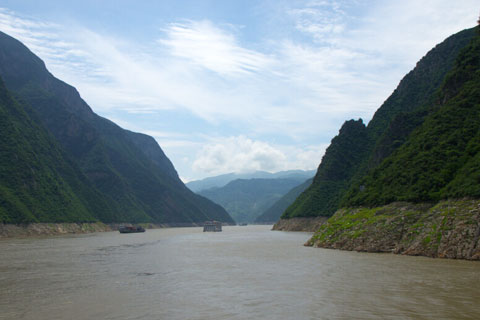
[0, 1, 477, 182]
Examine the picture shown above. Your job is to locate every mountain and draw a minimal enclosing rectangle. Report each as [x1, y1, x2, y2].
[284, 25, 480, 259]
[0, 31, 234, 225]
[199, 178, 308, 223]
[282, 26, 478, 220]
[186, 170, 315, 192]
[255, 178, 313, 223]
[0, 77, 115, 223]
[342, 26, 480, 206]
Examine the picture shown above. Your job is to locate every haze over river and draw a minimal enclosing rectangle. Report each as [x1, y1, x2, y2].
[1, 225, 479, 319]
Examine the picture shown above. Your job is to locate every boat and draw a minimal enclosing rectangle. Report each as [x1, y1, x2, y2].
[238, 223, 248, 226]
[118, 225, 146, 233]
[203, 221, 222, 232]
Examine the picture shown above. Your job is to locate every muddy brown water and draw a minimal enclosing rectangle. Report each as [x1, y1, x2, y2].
[0, 225, 479, 319]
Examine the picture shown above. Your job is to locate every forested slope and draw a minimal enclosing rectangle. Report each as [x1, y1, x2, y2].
[0, 78, 114, 223]
[282, 26, 477, 220]
[0, 31, 234, 225]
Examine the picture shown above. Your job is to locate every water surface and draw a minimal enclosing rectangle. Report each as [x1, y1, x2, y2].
[1, 225, 479, 319]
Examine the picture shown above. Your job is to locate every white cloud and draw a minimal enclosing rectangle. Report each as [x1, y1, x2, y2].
[192, 136, 287, 175]
[289, 0, 479, 66]
[2, 3, 474, 135]
[159, 20, 275, 76]
[192, 136, 326, 176]
[290, 144, 328, 171]
[0, 1, 477, 180]
[288, 0, 347, 42]
[0, 9, 379, 138]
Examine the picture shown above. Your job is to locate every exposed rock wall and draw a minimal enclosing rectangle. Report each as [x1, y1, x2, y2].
[306, 199, 480, 260]
[0, 223, 112, 238]
[0, 222, 206, 238]
[273, 217, 328, 232]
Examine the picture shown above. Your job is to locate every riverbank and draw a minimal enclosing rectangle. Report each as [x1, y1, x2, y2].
[306, 199, 480, 260]
[0, 222, 113, 238]
[0, 222, 209, 238]
[272, 216, 328, 232]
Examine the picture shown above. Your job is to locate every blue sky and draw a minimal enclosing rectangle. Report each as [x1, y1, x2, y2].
[0, 1, 477, 181]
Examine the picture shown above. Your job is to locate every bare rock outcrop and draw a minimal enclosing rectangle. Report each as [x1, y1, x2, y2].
[273, 217, 328, 232]
[306, 199, 480, 260]
[0, 222, 113, 238]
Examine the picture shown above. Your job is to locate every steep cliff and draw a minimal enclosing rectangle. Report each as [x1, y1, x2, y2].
[307, 27, 480, 259]
[282, 119, 369, 219]
[0, 31, 234, 225]
[0, 77, 116, 223]
[343, 28, 480, 206]
[282, 27, 477, 222]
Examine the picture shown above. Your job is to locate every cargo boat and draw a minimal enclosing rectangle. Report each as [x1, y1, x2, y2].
[203, 221, 222, 232]
[119, 225, 145, 233]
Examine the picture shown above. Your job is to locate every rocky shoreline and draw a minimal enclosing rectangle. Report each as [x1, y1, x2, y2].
[305, 199, 480, 260]
[0, 222, 210, 238]
[0, 222, 113, 238]
[272, 216, 328, 232]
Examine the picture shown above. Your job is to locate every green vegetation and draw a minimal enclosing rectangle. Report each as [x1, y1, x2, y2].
[283, 26, 478, 219]
[310, 207, 384, 244]
[0, 78, 112, 223]
[344, 28, 480, 206]
[282, 119, 370, 218]
[0, 31, 234, 225]
[308, 199, 480, 260]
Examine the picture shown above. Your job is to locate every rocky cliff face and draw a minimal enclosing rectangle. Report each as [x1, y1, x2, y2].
[306, 199, 480, 260]
[272, 217, 328, 232]
[0, 223, 113, 238]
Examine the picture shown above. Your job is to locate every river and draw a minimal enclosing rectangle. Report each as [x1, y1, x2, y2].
[0, 225, 479, 319]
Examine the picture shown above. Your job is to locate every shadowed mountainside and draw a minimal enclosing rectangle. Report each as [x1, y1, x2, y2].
[0, 31, 233, 225]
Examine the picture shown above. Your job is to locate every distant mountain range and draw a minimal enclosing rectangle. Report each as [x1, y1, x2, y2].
[0, 31, 234, 225]
[186, 170, 316, 192]
[255, 178, 313, 223]
[194, 170, 315, 223]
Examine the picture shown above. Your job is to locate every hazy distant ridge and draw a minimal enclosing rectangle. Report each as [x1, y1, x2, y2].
[193, 170, 315, 223]
[187, 170, 315, 192]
